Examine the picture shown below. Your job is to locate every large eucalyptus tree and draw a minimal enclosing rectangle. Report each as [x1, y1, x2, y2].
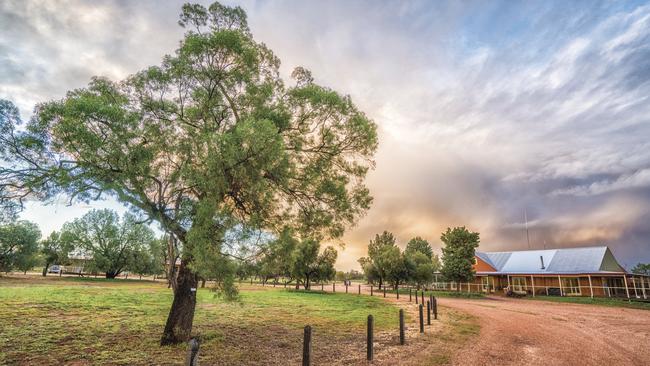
[0, 2, 377, 345]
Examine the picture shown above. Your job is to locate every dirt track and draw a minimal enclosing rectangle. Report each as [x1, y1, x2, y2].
[442, 296, 650, 366]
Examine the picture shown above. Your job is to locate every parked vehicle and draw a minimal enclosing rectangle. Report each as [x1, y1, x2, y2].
[48, 265, 62, 274]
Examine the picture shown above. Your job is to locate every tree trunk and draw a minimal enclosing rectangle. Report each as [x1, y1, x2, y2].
[160, 261, 198, 345]
[42, 265, 48, 277]
[106, 272, 118, 279]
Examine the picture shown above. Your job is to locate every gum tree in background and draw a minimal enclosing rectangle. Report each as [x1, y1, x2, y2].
[0, 1, 377, 345]
[632, 263, 650, 276]
[40, 231, 73, 276]
[440, 226, 480, 290]
[0, 220, 41, 273]
[404, 236, 433, 259]
[61, 209, 156, 279]
[404, 236, 441, 288]
[290, 238, 337, 289]
[360, 231, 398, 289]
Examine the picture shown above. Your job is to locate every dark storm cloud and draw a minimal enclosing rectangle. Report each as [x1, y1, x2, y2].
[1, 0, 649, 270]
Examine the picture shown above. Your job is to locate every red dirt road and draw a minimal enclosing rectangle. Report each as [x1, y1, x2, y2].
[443, 296, 650, 366]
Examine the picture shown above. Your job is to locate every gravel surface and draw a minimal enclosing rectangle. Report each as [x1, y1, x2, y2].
[442, 296, 650, 366]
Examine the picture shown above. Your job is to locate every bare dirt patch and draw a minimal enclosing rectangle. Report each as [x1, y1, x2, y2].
[442, 296, 650, 366]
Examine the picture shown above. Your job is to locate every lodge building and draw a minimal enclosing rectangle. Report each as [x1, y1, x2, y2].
[466, 246, 649, 299]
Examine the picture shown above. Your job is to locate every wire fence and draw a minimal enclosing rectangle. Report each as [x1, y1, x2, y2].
[184, 286, 441, 366]
[248, 275, 650, 300]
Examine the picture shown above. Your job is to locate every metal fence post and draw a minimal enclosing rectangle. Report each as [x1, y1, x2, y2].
[426, 300, 431, 325]
[409, 288, 412, 302]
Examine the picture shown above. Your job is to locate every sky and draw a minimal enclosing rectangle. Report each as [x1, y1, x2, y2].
[1, 0, 650, 271]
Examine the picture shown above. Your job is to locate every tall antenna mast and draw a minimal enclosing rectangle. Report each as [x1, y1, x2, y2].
[525, 209, 531, 249]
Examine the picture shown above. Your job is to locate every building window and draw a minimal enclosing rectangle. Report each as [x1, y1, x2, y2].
[562, 277, 581, 296]
[481, 277, 491, 292]
[512, 277, 527, 292]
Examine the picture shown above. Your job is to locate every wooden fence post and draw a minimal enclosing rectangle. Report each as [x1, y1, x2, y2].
[419, 304, 424, 333]
[371, 285, 373, 296]
[399, 309, 405, 345]
[367, 315, 374, 361]
[433, 296, 438, 320]
[302, 326, 312, 366]
[358, 284, 361, 295]
[333, 283, 335, 292]
[383, 287, 386, 298]
[415, 290, 418, 304]
[421, 291, 424, 305]
[409, 288, 412, 302]
[397, 287, 399, 299]
[426, 300, 431, 325]
[186, 338, 200, 366]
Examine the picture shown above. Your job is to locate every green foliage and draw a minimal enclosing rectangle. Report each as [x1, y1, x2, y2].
[362, 231, 397, 287]
[380, 245, 411, 289]
[431, 253, 442, 272]
[0, 0, 377, 304]
[335, 269, 363, 281]
[408, 251, 436, 287]
[0, 1, 377, 342]
[257, 228, 297, 282]
[405, 236, 433, 259]
[632, 263, 650, 275]
[40, 231, 73, 276]
[289, 237, 337, 289]
[130, 238, 166, 277]
[440, 226, 480, 286]
[60, 209, 156, 278]
[0, 220, 41, 272]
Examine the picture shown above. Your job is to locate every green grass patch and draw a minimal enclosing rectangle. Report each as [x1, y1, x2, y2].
[0, 276, 401, 365]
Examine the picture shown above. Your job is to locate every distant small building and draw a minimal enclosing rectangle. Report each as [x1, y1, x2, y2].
[64, 252, 93, 274]
[469, 246, 648, 299]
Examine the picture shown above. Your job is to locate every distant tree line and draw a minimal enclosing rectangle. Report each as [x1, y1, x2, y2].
[231, 228, 338, 290]
[356, 226, 480, 291]
[0, 209, 166, 279]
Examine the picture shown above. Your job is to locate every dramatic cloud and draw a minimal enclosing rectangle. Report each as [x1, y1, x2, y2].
[2, 0, 649, 270]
